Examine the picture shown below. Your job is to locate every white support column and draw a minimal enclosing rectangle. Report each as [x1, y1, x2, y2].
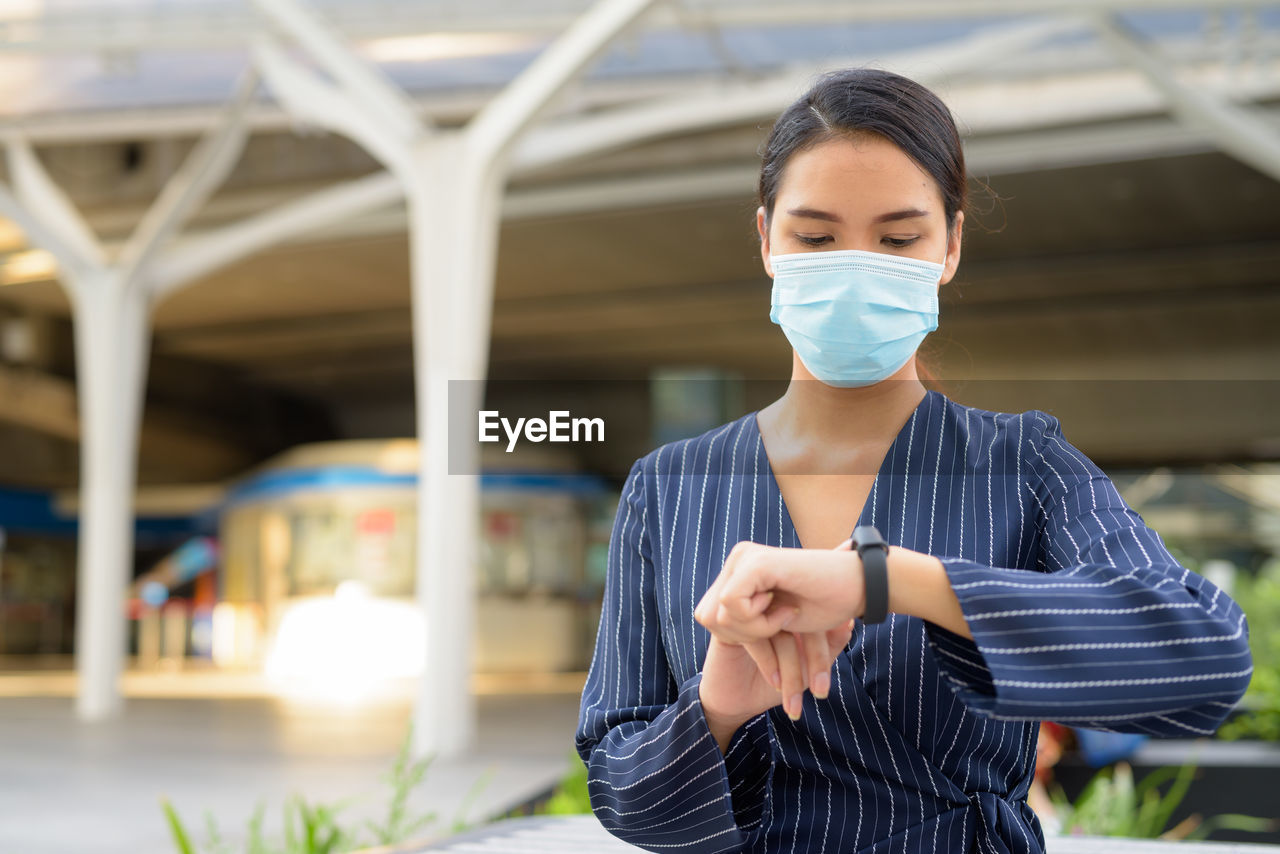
[1093, 12, 1280, 183]
[0, 68, 259, 718]
[0, 141, 104, 281]
[71, 274, 151, 720]
[150, 171, 402, 297]
[407, 135, 484, 759]
[0, 139, 149, 720]
[250, 0, 658, 759]
[412, 0, 661, 760]
[118, 70, 259, 281]
[249, 0, 428, 141]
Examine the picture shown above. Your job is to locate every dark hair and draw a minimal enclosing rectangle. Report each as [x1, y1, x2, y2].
[757, 67, 968, 235]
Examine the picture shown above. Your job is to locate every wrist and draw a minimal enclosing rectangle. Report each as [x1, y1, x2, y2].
[699, 682, 753, 730]
[699, 685, 754, 755]
[886, 545, 935, 615]
[844, 549, 865, 623]
[886, 547, 974, 640]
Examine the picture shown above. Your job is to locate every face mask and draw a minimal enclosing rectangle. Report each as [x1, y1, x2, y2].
[768, 245, 946, 388]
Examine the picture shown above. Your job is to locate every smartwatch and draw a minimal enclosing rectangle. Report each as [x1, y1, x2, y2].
[850, 524, 890, 624]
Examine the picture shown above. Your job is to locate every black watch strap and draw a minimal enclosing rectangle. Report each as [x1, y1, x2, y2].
[851, 524, 890, 624]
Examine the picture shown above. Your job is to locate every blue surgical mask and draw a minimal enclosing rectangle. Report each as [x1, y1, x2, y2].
[768, 246, 945, 388]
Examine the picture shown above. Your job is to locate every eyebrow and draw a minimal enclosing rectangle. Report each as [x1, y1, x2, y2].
[873, 208, 930, 223]
[786, 207, 843, 223]
[785, 207, 930, 224]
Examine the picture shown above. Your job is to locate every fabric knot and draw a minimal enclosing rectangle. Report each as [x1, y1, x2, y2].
[966, 790, 1045, 854]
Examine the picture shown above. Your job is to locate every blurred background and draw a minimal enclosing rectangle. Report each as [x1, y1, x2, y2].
[0, 1, 1279, 852]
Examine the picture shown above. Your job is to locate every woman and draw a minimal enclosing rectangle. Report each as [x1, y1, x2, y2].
[574, 67, 1252, 854]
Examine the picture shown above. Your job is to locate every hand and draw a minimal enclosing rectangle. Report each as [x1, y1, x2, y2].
[696, 539, 863, 723]
[699, 634, 783, 738]
[700, 621, 856, 750]
[695, 539, 866, 640]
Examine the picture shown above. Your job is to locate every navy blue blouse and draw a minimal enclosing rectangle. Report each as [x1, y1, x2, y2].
[574, 388, 1253, 853]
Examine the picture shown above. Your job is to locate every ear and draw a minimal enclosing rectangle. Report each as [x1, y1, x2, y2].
[939, 210, 963, 287]
[757, 206, 774, 278]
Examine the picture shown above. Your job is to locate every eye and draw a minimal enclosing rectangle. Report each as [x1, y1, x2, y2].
[796, 235, 832, 246]
[882, 236, 919, 248]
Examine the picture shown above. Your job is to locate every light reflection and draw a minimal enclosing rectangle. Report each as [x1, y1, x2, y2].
[263, 580, 426, 707]
[0, 248, 56, 286]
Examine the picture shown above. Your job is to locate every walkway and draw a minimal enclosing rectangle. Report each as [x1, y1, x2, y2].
[0, 665, 585, 854]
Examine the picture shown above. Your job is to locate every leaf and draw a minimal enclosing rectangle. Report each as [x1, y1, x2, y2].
[1186, 813, 1280, 841]
[1148, 758, 1198, 836]
[1134, 788, 1163, 837]
[202, 810, 233, 854]
[247, 801, 269, 854]
[364, 723, 439, 845]
[1132, 763, 1178, 802]
[160, 798, 197, 854]
[1159, 813, 1202, 841]
[1111, 762, 1135, 834]
[450, 767, 495, 835]
[283, 795, 299, 852]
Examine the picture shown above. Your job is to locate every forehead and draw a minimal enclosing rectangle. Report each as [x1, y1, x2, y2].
[774, 133, 943, 214]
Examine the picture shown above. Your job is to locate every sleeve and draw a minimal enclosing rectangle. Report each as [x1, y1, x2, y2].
[922, 411, 1254, 737]
[574, 457, 778, 853]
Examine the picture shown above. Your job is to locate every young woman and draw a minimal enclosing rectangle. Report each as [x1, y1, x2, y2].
[574, 67, 1253, 854]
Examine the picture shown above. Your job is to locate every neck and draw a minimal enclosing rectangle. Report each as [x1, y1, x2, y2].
[767, 355, 927, 452]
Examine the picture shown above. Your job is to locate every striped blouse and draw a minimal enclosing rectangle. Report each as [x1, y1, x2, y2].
[574, 388, 1253, 854]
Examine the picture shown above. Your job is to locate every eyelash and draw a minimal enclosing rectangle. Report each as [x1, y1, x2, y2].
[796, 236, 919, 248]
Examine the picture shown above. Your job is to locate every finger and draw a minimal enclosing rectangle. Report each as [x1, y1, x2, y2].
[742, 639, 781, 694]
[825, 618, 855, 656]
[719, 553, 780, 614]
[748, 589, 774, 616]
[695, 542, 751, 622]
[695, 575, 726, 624]
[702, 596, 794, 645]
[773, 631, 805, 721]
[701, 613, 758, 646]
[696, 575, 733, 625]
[802, 629, 832, 700]
[721, 585, 781, 623]
[716, 599, 797, 642]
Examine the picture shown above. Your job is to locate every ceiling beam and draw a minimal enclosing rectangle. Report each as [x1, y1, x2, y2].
[1093, 12, 1280, 183]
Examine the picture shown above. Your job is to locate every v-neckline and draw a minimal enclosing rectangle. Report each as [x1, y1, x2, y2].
[748, 388, 936, 549]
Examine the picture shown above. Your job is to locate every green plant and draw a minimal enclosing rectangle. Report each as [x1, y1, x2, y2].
[361, 728, 438, 846]
[1217, 557, 1280, 741]
[161, 723, 492, 853]
[1048, 756, 1277, 840]
[162, 799, 197, 854]
[450, 767, 496, 835]
[535, 750, 592, 816]
[284, 794, 360, 853]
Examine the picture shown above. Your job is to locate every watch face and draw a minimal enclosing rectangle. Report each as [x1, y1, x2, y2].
[853, 525, 885, 550]
[855, 524, 885, 545]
